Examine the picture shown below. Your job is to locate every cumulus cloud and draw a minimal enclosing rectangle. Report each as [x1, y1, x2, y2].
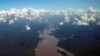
[97, 21, 100, 25]
[9, 19, 14, 24]
[0, 7, 100, 26]
[76, 20, 89, 26]
[59, 22, 64, 25]
[25, 25, 31, 31]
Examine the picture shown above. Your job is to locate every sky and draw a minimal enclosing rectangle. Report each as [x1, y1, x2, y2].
[0, 0, 100, 10]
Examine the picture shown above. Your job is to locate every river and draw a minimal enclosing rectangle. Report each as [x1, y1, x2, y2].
[35, 27, 74, 56]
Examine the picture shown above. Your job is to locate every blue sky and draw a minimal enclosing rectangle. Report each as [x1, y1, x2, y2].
[0, 0, 100, 10]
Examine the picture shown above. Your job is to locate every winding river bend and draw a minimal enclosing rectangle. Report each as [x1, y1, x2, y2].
[35, 27, 74, 56]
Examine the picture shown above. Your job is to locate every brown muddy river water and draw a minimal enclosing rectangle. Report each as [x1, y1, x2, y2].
[35, 27, 74, 56]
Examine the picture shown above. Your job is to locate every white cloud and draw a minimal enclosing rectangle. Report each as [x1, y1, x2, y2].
[64, 16, 70, 23]
[0, 7, 100, 26]
[9, 20, 14, 24]
[25, 25, 31, 31]
[59, 22, 64, 25]
[97, 21, 100, 25]
[76, 20, 89, 26]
